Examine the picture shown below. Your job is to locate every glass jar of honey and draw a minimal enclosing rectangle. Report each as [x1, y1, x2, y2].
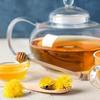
[0, 61, 30, 81]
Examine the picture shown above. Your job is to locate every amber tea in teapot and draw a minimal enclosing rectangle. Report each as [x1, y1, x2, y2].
[30, 35, 100, 72]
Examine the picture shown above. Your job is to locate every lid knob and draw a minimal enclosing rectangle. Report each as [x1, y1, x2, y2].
[63, 0, 74, 6]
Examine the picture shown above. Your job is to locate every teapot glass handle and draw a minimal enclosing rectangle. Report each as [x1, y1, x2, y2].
[7, 17, 38, 55]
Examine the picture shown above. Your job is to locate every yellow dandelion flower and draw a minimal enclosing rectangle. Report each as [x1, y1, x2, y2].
[39, 77, 54, 89]
[53, 75, 73, 90]
[3, 79, 24, 98]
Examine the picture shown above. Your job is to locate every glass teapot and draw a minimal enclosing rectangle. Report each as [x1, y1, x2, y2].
[7, 0, 100, 72]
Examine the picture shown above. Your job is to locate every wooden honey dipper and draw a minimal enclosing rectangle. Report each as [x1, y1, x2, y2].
[15, 52, 88, 81]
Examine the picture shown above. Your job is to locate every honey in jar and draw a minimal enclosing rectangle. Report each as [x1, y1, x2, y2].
[0, 61, 30, 81]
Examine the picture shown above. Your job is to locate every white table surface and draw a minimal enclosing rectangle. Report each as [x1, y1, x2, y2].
[0, 39, 100, 100]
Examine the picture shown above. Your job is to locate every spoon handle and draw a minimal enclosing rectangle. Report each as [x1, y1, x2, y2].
[29, 58, 79, 77]
[0, 83, 45, 92]
[16, 52, 88, 80]
[29, 58, 88, 80]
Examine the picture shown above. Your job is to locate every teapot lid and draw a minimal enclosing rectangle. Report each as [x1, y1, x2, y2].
[50, 0, 90, 24]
